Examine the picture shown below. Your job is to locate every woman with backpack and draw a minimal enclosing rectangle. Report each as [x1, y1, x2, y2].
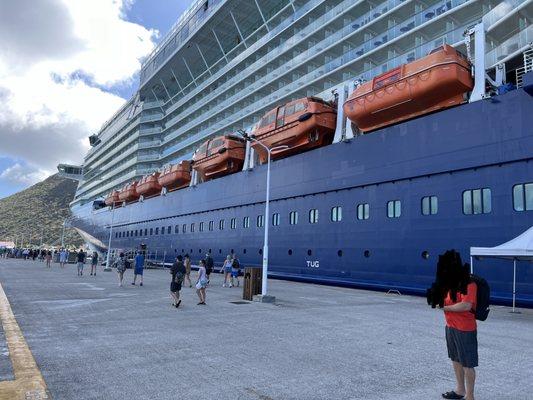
[231, 254, 241, 287]
[170, 255, 186, 308]
[196, 259, 208, 305]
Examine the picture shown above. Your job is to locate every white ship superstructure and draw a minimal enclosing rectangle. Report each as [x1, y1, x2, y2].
[68, 0, 532, 207]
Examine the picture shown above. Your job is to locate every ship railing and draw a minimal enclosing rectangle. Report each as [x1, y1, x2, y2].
[515, 45, 533, 88]
[487, 25, 532, 69]
[157, 0, 469, 146]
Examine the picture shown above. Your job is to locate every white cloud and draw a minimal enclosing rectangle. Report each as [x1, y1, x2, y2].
[0, 0, 157, 185]
[0, 163, 49, 186]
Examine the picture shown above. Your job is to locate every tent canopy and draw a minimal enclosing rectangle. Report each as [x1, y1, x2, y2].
[470, 226, 533, 260]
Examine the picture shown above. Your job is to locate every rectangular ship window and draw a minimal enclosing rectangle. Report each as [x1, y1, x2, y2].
[231, 218, 236, 229]
[199, 222, 204, 232]
[257, 215, 264, 227]
[331, 206, 342, 222]
[309, 209, 319, 224]
[272, 213, 280, 226]
[289, 211, 298, 225]
[357, 203, 369, 220]
[387, 200, 401, 218]
[421, 196, 438, 215]
[463, 188, 491, 215]
[243, 217, 250, 228]
[513, 183, 533, 211]
[182, 224, 186, 233]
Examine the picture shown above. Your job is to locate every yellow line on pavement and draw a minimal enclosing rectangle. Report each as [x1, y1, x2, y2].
[0, 282, 49, 399]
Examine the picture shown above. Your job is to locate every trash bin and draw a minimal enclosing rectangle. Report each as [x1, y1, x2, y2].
[243, 267, 262, 301]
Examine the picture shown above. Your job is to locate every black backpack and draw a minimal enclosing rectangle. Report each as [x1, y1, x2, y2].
[232, 258, 240, 269]
[470, 275, 490, 321]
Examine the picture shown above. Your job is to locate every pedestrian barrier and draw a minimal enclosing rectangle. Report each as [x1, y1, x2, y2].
[243, 267, 262, 301]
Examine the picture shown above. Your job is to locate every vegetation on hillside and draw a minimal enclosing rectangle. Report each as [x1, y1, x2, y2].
[0, 174, 83, 247]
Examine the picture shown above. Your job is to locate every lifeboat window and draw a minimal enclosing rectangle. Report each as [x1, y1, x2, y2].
[272, 213, 280, 226]
[243, 216, 250, 228]
[421, 196, 438, 216]
[182, 224, 187, 233]
[199, 222, 204, 232]
[257, 215, 264, 227]
[209, 221, 214, 231]
[191, 223, 195, 233]
[207, 138, 224, 155]
[219, 219, 225, 230]
[276, 106, 285, 127]
[294, 102, 306, 113]
[150, 228, 153, 235]
[463, 188, 491, 215]
[285, 104, 295, 115]
[155, 228, 159, 235]
[174, 225, 179, 234]
[309, 209, 319, 224]
[289, 211, 298, 225]
[231, 218, 236, 229]
[357, 203, 370, 220]
[512, 183, 533, 211]
[387, 200, 401, 218]
[197, 143, 207, 156]
[278, 106, 285, 117]
[167, 226, 171, 234]
[331, 206, 342, 222]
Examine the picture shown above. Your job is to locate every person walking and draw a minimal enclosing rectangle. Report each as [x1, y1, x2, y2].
[441, 280, 478, 400]
[59, 248, 67, 268]
[170, 255, 186, 308]
[222, 255, 232, 287]
[196, 259, 208, 305]
[114, 252, 127, 287]
[90, 251, 98, 276]
[45, 250, 52, 268]
[76, 249, 86, 276]
[204, 253, 213, 285]
[184, 254, 192, 288]
[231, 254, 241, 287]
[132, 251, 145, 286]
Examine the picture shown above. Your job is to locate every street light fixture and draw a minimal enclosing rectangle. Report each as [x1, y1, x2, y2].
[238, 129, 288, 303]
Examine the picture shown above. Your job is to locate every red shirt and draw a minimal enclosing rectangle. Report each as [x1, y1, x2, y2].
[444, 282, 477, 332]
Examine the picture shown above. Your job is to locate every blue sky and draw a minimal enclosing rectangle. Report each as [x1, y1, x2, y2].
[0, 0, 195, 199]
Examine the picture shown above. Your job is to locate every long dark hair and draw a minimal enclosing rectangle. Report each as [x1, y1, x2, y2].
[427, 249, 471, 308]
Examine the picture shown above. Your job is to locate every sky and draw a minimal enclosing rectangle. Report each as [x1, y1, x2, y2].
[0, 0, 194, 199]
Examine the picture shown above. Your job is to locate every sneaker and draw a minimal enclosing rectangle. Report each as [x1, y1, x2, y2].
[131, 282, 135, 285]
[176, 300, 181, 308]
[140, 282, 143, 287]
[197, 302, 203, 305]
[229, 284, 233, 288]
[222, 284, 226, 287]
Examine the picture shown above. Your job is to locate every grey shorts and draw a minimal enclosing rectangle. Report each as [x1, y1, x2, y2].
[446, 326, 478, 368]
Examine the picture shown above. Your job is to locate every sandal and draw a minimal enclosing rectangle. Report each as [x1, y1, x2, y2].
[442, 391, 464, 399]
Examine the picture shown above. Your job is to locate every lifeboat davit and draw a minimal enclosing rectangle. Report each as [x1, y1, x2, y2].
[251, 97, 337, 164]
[137, 172, 162, 198]
[192, 135, 245, 181]
[158, 161, 191, 191]
[104, 190, 121, 207]
[118, 181, 140, 203]
[343, 44, 473, 132]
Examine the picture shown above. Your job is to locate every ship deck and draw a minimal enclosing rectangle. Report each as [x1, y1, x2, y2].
[0, 258, 531, 400]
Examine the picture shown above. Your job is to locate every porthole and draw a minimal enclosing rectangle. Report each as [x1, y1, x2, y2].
[243, 249, 247, 254]
[190, 249, 193, 254]
[288, 249, 293, 255]
[231, 249, 234, 254]
[338, 250, 343, 257]
[181, 249, 184, 253]
[422, 251, 429, 260]
[219, 249, 222, 254]
[199, 249, 202, 254]
[307, 249, 312, 256]
[364, 250, 370, 258]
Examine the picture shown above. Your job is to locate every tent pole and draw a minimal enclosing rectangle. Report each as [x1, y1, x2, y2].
[470, 256, 473, 274]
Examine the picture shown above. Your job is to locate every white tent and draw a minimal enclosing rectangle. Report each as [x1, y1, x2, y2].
[470, 226, 533, 312]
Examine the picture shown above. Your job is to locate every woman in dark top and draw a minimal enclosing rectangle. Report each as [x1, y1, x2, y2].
[170, 255, 186, 308]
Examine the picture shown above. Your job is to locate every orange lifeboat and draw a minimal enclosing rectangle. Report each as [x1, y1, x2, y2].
[104, 190, 121, 207]
[158, 161, 191, 191]
[118, 181, 139, 203]
[343, 44, 473, 132]
[251, 97, 337, 164]
[192, 135, 246, 182]
[137, 172, 162, 198]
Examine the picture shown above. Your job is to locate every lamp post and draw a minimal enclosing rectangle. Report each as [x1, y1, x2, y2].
[239, 130, 288, 302]
[104, 202, 117, 272]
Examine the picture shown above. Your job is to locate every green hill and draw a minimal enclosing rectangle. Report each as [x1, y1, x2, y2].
[0, 174, 83, 248]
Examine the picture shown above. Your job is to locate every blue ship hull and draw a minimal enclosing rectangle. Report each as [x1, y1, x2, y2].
[72, 81, 533, 306]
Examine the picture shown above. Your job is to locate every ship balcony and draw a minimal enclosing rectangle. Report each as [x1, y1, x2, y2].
[80, 170, 138, 202]
[80, 153, 139, 195]
[142, 100, 164, 110]
[85, 127, 140, 165]
[139, 126, 162, 136]
[138, 139, 161, 149]
[84, 133, 139, 172]
[486, 24, 533, 68]
[159, 0, 480, 150]
[140, 113, 164, 123]
[137, 153, 160, 162]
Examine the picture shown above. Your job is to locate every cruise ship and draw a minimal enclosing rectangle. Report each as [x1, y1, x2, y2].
[59, 0, 533, 305]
